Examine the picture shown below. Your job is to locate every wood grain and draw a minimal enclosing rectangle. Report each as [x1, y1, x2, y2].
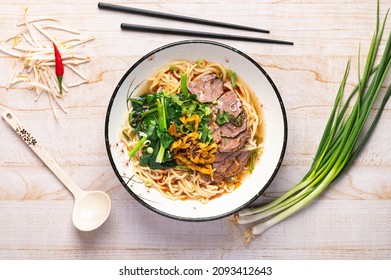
[0, 0, 390, 260]
[1, 199, 390, 259]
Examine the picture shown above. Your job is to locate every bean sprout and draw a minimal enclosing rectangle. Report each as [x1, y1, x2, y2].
[0, 9, 95, 120]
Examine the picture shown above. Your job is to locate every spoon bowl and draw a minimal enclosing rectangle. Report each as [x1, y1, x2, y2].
[72, 191, 111, 231]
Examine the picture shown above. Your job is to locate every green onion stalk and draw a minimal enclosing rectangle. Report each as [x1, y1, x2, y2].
[155, 96, 167, 163]
[235, 1, 391, 241]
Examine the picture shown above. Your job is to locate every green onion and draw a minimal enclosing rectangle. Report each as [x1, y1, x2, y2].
[196, 59, 206, 68]
[235, 1, 391, 241]
[231, 112, 244, 127]
[122, 131, 130, 141]
[249, 149, 257, 172]
[140, 107, 158, 118]
[128, 112, 132, 125]
[227, 70, 237, 89]
[128, 136, 147, 158]
[181, 74, 188, 97]
[230, 71, 237, 89]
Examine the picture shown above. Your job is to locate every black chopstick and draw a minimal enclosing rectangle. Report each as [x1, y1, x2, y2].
[98, 2, 269, 34]
[120, 23, 294, 46]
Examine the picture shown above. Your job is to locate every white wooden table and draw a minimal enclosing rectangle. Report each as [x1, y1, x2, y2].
[1, 0, 390, 259]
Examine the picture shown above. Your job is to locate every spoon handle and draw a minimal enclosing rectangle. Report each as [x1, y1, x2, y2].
[1, 110, 82, 197]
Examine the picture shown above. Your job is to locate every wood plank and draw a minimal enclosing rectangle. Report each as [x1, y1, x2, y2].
[0, 199, 390, 259]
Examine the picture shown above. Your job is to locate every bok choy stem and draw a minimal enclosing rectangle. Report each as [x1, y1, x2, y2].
[128, 136, 147, 158]
[156, 97, 167, 163]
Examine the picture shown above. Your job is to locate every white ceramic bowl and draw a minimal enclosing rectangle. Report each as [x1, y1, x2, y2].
[105, 40, 287, 221]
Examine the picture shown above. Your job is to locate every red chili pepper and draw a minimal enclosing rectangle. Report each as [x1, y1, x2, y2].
[53, 43, 64, 94]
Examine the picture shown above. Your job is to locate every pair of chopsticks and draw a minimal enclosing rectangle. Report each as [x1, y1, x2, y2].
[98, 2, 294, 46]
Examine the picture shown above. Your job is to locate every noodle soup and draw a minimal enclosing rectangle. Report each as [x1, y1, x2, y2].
[119, 60, 264, 203]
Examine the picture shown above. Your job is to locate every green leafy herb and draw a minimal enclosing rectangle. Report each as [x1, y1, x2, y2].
[128, 78, 214, 168]
[216, 111, 244, 127]
[231, 112, 244, 127]
[128, 117, 156, 159]
[200, 124, 212, 143]
[140, 142, 176, 169]
[170, 93, 183, 106]
[216, 111, 231, 125]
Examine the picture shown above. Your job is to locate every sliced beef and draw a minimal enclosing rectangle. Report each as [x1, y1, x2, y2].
[236, 150, 252, 164]
[219, 129, 250, 153]
[213, 90, 246, 137]
[210, 172, 224, 182]
[212, 150, 251, 181]
[214, 150, 240, 165]
[210, 130, 250, 181]
[187, 74, 224, 103]
[219, 120, 247, 138]
[209, 121, 221, 143]
[189, 76, 253, 181]
[225, 150, 251, 177]
[216, 90, 243, 118]
[225, 159, 243, 178]
[211, 154, 235, 182]
[214, 155, 235, 174]
[213, 150, 234, 163]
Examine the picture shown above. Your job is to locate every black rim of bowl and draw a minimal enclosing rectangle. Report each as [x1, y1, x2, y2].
[105, 39, 288, 222]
